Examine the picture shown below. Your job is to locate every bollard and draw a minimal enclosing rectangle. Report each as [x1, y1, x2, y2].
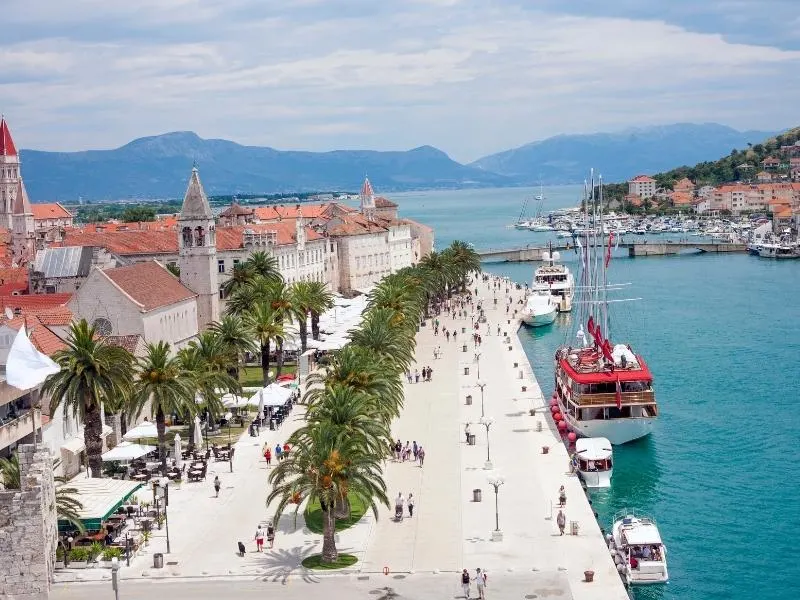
[464, 366, 470, 376]
[536, 421, 542, 432]
[466, 395, 473, 406]
[153, 553, 164, 569]
[508, 345, 513, 351]
[518, 370, 523, 379]
[522, 385, 527, 392]
[473, 488, 482, 502]
[513, 362, 518, 368]
[542, 446, 549, 454]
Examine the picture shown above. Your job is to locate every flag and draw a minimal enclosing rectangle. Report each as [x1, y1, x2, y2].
[587, 316, 595, 337]
[615, 376, 622, 409]
[605, 231, 615, 269]
[6, 325, 60, 390]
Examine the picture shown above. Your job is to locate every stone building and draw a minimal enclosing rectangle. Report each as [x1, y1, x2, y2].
[11, 179, 36, 267]
[0, 117, 21, 230]
[0, 444, 57, 600]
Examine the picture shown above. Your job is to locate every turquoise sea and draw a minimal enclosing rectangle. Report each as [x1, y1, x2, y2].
[393, 186, 800, 600]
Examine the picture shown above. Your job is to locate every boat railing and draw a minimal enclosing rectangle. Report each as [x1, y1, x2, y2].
[575, 391, 655, 407]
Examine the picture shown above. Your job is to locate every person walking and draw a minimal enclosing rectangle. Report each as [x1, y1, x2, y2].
[254, 524, 266, 551]
[557, 509, 566, 536]
[213, 475, 221, 498]
[264, 445, 272, 466]
[275, 443, 283, 462]
[475, 568, 487, 599]
[415, 369, 420, 383]
[266, 522, 276, 549]
[395, 493, 405, 520]
[465, 422, 472, 444]
[407, 493, 415, 517]
[413, 441, 419, 461]
[559, 485, 567, 507]
[406, 370, 412, 384]
[446, 330, 451, 342]
[418, 446, 426, 467]
[461, 569, 471, 599]
[427, 366, 433, 381]
[282, 442, 291, 460]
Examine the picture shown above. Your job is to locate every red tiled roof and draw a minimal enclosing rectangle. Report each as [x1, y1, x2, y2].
[102, 261, 196, 311]
[0, 293, 72, 313]
[219, 203, 254, 217]
[32, 203, 72, 220]
[3, 315, 66, 355]
[374, 196, 398, 208]
[325, 212, 392, 237]
[0, 267, 28, 295]
[35, 305, 73, 326]
[103, 334, 144, 354]
[630, 175, 655, 183]
[0, 118, 17, 157]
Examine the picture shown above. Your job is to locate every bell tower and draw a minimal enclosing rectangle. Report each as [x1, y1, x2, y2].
[360, 176, 375, 221]
[178, 167, 219, 330]
[0, 117, 21, 229]
[11, 178, 35, 266]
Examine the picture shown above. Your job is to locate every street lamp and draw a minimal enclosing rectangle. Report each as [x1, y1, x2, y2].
[111, 557, 120, 600]
[479, 416, 494, 470]
[224, 411, 234, 473]
[487, 473, 505, 541]
[153, 477, 171, 553]
[475, 351, 482, 379]
[476, 379, 487, 418]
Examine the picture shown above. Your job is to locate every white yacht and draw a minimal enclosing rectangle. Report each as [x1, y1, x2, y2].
[757, 242, 799, 259]
[575, 437, 612, 488]
[520, 293, 557, 327]
[532, 249, 574, 312]
[611, 512, 669, 584]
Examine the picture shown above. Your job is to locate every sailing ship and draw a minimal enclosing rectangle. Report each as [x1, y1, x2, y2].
[552, 173, 658, 445]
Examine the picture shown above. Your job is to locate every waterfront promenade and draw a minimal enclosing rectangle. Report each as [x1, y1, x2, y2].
[52, 275, 626, 600]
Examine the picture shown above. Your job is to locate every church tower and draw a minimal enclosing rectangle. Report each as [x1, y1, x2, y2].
[296, 206, 306, 251]
[178, 167, 219, 330]
[11, 178, 35, 266]
[360, 176, 375, 221]
[0, 117, 21, 229]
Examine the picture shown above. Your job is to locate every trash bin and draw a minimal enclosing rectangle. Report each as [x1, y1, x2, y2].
[473, 489, 482, 502]
[462, 344, 468, 353]
[153, 553, 164, 569]
[466, 395, 473, 406]
[462, 327, 466, 334]
[571, 521, 580, 536]
[468, 434, 476, 445]
[269, 420, 275, 431]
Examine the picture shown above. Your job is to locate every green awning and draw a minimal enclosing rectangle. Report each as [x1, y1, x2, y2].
[57, 478, 143, 532]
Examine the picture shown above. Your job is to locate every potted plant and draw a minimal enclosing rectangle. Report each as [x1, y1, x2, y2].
[88, 541, 104, 565]
[55, 546, 66, 569]
[100, 547, 123, 568]
[155, 513, 166, 530]
[68, 547, 90, 569]
[141, 530, 151, 548]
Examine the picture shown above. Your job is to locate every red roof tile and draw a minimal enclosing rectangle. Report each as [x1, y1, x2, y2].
[0, 293, 72, 313]
[3, 315, 66, 355]
[103, 334, 145, 355]
[32, 203, 73, 220]
[102, 261, 196, 311]
[630, 175, 655, 183]
[374, 196, 398, 208]
[0, 118, 17, 157]
[0, 267, 28, 295]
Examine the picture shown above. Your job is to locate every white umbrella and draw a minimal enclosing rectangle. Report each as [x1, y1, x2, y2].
[257, 390, 265, 421]
[101, 441, 156, 462]
[123, 421, 158, 440]
[193, 416, 203, 449]
[174, 433, 182, 469]
[6, 325, 60, 390]
[247, 383, 292, 408]
[221, 393, 247, 409]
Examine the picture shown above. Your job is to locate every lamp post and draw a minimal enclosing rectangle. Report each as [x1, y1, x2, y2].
[479, 416, 494, 469]
[111, 557, 120, 600]
[476, 379, 487, 418]
[475, 351, 482, 379]
[487, 473, 505, 541]
[224, 411, 234, 473]
[153, 477, 171, 553]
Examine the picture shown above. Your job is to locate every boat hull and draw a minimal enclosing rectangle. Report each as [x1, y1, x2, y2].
[578, 468, 612, 488]
[521, 308, 557, 327]
[566, 414, 654, 445]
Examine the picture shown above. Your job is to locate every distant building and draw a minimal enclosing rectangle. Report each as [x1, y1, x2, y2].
[762, 157, 780, 170]
[628, 175, 656, 199]
[30, 246, 115, 294]
[673, 178, 694, 193]
[0, 117, 20, 229]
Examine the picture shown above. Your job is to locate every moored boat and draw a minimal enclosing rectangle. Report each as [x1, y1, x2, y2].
[532, 247, 574, 312]
[611, 511, 669, 584]
[520, 293, 557, 327]
[575, 437, 612, 488]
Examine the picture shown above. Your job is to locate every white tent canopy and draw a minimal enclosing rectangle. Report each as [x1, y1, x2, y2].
[123, 421, 158, 440]
[247, 384, 292, 408]
[575, 437, 613, 460]
[221, 393, 248, 408]
[101, 441, 156, 462]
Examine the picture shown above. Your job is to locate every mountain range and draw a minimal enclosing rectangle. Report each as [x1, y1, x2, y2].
[20, 123, 776, 201]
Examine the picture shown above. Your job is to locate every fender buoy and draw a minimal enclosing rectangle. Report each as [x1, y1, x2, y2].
[383, 566, 390, 575]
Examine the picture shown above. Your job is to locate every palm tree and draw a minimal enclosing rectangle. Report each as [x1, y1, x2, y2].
[221, 262, 255, 298]
[246, 302, 287, 386]
[209, 314, 256, 377]
[445, 240, 481, 289]
[0, 454, 20, 489]
[245, 251, 283, 284]
[349, 308, 416, 373]
[289, 282, 314, 352]
[264, 281, 298, 378]
[267, 422, 388, 563]
[307, 281, 334, 341]
[42, 320, 134, 478]
[130, 342, 195, 475]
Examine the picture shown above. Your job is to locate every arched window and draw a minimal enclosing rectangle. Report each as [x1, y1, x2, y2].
[92, 318, 112, 336]
[195, 226, 205, 246]
[182, 227, 193, 247]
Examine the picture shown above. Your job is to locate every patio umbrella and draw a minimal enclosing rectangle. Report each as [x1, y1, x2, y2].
[247, 384, 292, 408]
[123, 421, 158, 440]
[257, 390, 265, 421]
[174, 433, 182, 469]
[221, 393, 247, 409]
[101, 442, 156, 462]
[193, 416, 203, 449]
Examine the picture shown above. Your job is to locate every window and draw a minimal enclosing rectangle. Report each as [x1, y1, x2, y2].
[218, 259, 225, 273]
[92, 318, 112, 336]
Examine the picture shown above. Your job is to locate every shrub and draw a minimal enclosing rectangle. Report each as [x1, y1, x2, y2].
[101, 547, 123, 560]
[68, 547, 90, 562]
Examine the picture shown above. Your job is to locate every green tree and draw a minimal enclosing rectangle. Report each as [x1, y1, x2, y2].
[209, 314, 256, 377]
[130, 342, 194, 475]
[307, 281, 334, 341]
[244, 251, 282, 284]
[42, 321, 134, 478]
[246, 302, 287, 386]
[221, 262, 255, 298]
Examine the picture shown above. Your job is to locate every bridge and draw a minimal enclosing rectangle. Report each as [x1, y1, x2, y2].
[478, 241, 747, 262]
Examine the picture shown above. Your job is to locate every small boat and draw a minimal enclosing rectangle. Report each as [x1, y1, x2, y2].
[611, 511, 669, 584]
[574, 437, 612, 488]
[520, 293, 557, 327]
[757, 242, 799, 259]
[533, 246, 574, 312]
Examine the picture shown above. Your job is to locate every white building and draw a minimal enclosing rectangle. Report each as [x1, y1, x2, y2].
[628, 175, 657, 200]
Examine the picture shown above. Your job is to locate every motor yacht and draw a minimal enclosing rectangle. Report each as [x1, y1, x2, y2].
[520, 293, 557, 327]
[575, 437, 612, 488]
[532, 248, 574, 312]
[611, 512, 669, 584]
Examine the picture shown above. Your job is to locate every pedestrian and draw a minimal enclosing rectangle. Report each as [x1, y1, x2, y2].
[446, 330, 451, 342]
[275, 443, 282, 462]
[413, 441, 419, 460]
[254, 524, 265, 551]
[403, 441, 411, 461]
[282, 442, 291, 460]
[418, 446, 425, 467]
[213, 475, 221, 497]
[437, 345, 442, 358]
[267, 521, 276, 549]
[406, 370, 412, 384]
[476, 568, 487, 599]
[453, 331, 458, 342]
[415, 369, 420, 383]
[395, 492, 405, 520]
[408, 493, 415, 517]
[557, 509, 566, 536]
[461, 568, 471, 599]
[264, 445, 272, 466]
[559, 485, 566, 507]
[478, 335, 482, 347]
[427, 366, 433, 381]
[465, 422, 472, 444]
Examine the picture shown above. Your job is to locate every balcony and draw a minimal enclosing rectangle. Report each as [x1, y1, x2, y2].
[574, 391, 656, 407]
[0, 408, 40, 450]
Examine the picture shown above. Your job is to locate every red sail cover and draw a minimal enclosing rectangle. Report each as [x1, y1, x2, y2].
[559, 356, 653, 385]
[605, 232, 615, 269]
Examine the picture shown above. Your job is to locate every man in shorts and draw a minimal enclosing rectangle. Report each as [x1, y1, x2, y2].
[254, 524, 265, 552]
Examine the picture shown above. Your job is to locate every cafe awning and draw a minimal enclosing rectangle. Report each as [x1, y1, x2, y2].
[57, 478, 142, 532]
[102, 441, 156, 462]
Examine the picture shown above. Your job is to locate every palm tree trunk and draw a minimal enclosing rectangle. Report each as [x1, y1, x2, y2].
[83, 395, 104, 478]
[321, 506, 339, 563]
[299, 318, 308, 352]
[276, 339, 285, 378]
[261, 340, 271, 386]
[156, 407, 167, 475]
[311, 312, 320, 340]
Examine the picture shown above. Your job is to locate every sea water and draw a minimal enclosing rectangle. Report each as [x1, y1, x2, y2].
[392, 186, 800, 600]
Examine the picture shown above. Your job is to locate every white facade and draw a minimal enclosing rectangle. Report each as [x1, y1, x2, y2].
[628, 177, 657, 199]
[388, 222, 413, 271]
[336, 231, 393, 294]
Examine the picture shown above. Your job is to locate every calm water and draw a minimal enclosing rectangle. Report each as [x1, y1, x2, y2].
[393, 187, 800, 600]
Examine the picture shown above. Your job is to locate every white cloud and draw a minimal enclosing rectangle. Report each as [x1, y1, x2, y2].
[0, 1, 797, 161]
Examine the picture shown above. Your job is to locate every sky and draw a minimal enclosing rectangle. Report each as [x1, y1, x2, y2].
[2, 0, 799, 162]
